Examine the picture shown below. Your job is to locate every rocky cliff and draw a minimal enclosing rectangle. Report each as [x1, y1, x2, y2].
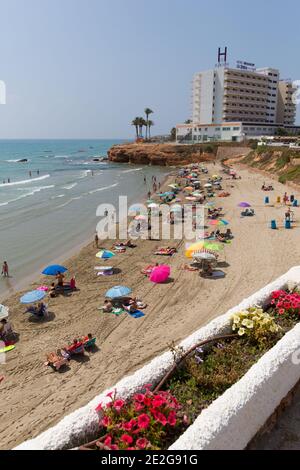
[108, 143, 217, 166]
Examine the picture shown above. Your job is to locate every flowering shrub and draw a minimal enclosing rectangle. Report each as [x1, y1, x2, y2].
[231, 307, 281, 344]
[270, 290, 300, 316]
[95, 386, 182, 450]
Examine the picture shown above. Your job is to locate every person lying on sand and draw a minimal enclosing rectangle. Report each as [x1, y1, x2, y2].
[102, 300, 113, 312]
[46, 350, 68, 370]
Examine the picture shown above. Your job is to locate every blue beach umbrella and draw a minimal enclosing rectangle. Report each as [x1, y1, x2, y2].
[96, 250, 115, 259]
[20, 290, 46, 304]
[105, 286, 132, 299]
[42, 265, 68, 276]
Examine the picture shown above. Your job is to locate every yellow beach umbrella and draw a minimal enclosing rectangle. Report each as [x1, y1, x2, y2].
[185, 241, 223, 258]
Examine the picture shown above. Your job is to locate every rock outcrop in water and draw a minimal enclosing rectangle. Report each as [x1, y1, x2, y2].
[108, 143, 216, 166]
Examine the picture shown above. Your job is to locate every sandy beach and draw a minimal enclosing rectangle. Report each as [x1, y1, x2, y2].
[1, 161, 300, 449]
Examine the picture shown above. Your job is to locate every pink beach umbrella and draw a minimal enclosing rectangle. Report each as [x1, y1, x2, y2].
[149, 265, 171, 284]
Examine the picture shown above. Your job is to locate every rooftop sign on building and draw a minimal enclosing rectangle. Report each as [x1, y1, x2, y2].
[236, 60, 256, 72]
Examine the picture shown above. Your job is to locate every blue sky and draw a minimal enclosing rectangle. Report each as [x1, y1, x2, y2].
[0, 0, 299, 139]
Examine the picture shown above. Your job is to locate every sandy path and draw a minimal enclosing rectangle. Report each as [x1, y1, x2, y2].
[1, 162, 300, 449]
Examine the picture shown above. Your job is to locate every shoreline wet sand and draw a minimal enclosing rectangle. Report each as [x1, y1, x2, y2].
[1, 162, 300, 449]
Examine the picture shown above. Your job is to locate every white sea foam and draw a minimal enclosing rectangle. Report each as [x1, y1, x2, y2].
[5, 159, 31, 163]
[62, 183, 78, 190]
[122, 168, 143, 173]
[51, 194, 65, 199]
[54, 155, 69, 159]
[88, 183, 118, 194]
[0, 174, 50, 187]
[56, 196, 83, 209]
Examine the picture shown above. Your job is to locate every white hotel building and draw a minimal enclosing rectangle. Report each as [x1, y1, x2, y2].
[176, 65, 299, 143]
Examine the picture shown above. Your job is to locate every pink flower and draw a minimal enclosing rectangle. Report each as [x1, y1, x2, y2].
[129, 419, 137, 428]
[121, 434, 133, 445]
[136, 438, 149, 449]
[278, 309, 285, 315]
[137, 414, 150, 429]
[106, 391, 114, 399]
[114, 399, 125, 411]
[104, 436, 112, 446]
[101, 416, 111, 427]
[127, 447, 136, 450]
[144, 383, 152, 390]
[134, 394, 145, 403]
[110, 444, 119, 450]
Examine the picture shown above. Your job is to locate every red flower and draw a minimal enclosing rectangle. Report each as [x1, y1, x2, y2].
[101, 416, 111, 427]
[152, 397, 165, 408]
[168, 411, 177, 426]
[110, 444, 119, 450]
[104, 436, 112, 446]
[134, 393, 145, 403]
[114, 399, 125, 411]
[155, 411, 167, 426]
[106, 391, 114, 399]
[137, 414, 150, 429]
[135, 402, 145, 412]
[127, 447, 136, 450]
[95, 403, 103, 413]
[121, 434, 133, 445]
[143, 397, 152, 407]
[136, 438, 149, 449]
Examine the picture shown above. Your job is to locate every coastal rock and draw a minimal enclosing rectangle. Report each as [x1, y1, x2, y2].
[108, 143, 216, 166]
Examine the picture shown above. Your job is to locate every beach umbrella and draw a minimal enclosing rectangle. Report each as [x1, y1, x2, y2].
[205, 202, 215, 207]
[20, 290, 46, 304]
[148, 203, 159, 208]
[185, 241, 223, 258]
[150, 265, 170, 284]
[42, 264, 68, 276]
[186, 196, 197, 201]
[105, 286, 132, 299]
[212, 175, 219, 178]
[193, 252, 216, 261]
[204, 183, 212, 188]
[96, 250, 115, 259]
[238, 202, 251, 208]
[135, 215, 147, 221]
[192, 191, 202, 196]
[184, 186, 194, 191]
[208, 219, 229, 226]
[168, 184, 178, 189]
[0, 304, 9, 320]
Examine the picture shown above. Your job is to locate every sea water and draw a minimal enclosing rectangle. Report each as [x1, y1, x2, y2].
[0, 140, 168, 298]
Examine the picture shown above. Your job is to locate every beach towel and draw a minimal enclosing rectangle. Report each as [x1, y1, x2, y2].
[108, 308, 125, 316]
[128, 310, 145, 319]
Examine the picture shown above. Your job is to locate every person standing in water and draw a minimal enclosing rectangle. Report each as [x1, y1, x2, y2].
[1, 261, 9, 277]
[29, 171, 32, 178]
[37, 170, 40, 176]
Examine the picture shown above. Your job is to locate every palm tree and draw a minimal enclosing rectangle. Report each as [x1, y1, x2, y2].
[138, 117, 147, 138]
[148, 120, 154, 139]
[144, 108, 153, 140]
[132, 117, 140, 139]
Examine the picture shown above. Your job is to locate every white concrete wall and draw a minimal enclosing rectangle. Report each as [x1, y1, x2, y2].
[15, 266, 300, 450]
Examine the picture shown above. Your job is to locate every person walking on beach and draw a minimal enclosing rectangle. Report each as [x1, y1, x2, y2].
[1, 261, 9, 278]
[283, 192, 289, 205]
[144, 176, 146, 184]
[104, 208, 108, 217]
[147, 190, 151, 200]
[94, 233, 99, 248]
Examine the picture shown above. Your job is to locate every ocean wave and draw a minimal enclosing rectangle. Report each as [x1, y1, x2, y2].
[0, 174, 50, 187]
[54, 155, 69, 159]
[88, 183, 118, 194]
[0, 185, 54, 207]
[56, 196, 83, 209]
[78, 170, 92, 179]
[51, 194, 65, 199]
[122, 168, 143, 173]
[62, 183, 78, 190]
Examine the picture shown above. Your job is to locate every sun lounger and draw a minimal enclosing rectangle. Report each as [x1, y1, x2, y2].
[83, 337, 97, 349]
[66, 342, 85, 356]
[46, 352, 68, 371]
